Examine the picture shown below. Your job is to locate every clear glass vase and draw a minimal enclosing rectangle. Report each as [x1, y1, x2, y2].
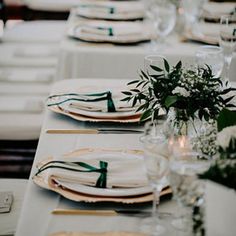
[166, 108, 218, 156]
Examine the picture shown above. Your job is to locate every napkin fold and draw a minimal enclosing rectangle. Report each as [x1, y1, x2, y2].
[78, 1, 144, 15]
[78, 23, 143, 37]
[202, 2, 236, 19]
[38, 155, 149, 189]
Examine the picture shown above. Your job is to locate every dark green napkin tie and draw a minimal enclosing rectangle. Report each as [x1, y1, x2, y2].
[35, 160, 108, 188]
[47, 91, 116, 112]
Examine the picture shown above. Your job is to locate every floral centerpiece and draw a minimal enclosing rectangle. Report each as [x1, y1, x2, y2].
[122, 59, 235, 154]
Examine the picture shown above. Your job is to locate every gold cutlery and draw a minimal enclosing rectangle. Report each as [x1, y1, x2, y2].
[46, 129, 143, 134]
[51, 209, 117, 216]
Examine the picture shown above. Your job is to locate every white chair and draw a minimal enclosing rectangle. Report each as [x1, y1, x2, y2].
[0, 43, 58, 68]
[2, 20, 66, 43]
[0, 179, 27, 236]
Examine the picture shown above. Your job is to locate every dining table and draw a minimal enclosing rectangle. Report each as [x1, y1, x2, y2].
[56, 8, 236, 81]
[14, 78, 181, 236]
[14, 78, 236, 236]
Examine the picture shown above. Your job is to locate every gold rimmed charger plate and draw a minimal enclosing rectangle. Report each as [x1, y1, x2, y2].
[51, 232, 147, 236]
[33, 148, 171, 203]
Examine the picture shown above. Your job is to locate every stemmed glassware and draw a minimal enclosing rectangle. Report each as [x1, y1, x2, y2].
[146, 0, 176, 51]
[140, 121, 169, 235]
[219, 14, 236, 82]
[181, 0, 206, 34]
[195, 45, 224, 77]
[168, 135, 211, 232]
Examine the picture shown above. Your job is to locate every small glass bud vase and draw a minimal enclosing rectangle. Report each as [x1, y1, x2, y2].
[166, 108, 217, 156]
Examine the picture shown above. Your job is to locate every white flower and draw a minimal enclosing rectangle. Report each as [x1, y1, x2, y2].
[216, 125, 236, 149]
[172, 87, 190, 97]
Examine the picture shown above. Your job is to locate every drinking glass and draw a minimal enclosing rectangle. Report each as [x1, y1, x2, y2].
[219, 15, 236, 82]
[181, 0, 206, 34]
[144, 54, 166, 75]
[168, 137, 211, 231]
[195, 45, 224, 77]
[140, 121, 169, 235]
[147, 1, 176, 51]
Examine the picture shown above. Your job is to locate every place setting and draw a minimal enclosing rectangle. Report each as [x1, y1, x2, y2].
[182, 0, 236, 46]
[46, 83, 143, 123]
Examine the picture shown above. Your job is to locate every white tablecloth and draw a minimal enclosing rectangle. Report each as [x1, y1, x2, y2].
[0, 179, 27, 236]
[15, 79, 236, 236]
[2, 21, 67, 44]
[57, 10, 236, 81]
[14, 78, 175, 236]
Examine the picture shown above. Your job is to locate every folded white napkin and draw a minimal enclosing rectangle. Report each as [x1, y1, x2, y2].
[78, 23, 143, 37]
[69, 99, 136, 113]
[203, 2, 235, 17]
[0, 97, 44, 113]
[14, 47, 58, 58]
[197, 23, 220, 37]
[78, 0, 144, 14]
[0, 70, 54, 83]
[47, 155, 149, 189]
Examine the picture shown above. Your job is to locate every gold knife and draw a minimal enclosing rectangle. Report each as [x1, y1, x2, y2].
[51, 209, 117, 216]
[46, 129, 143, 134]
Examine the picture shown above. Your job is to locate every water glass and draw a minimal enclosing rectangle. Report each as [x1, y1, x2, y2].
[195, 45, 224, 77]
[144, 54, 166, 75]
[169, 148, 211, 231]
[219, 14, 236, 82]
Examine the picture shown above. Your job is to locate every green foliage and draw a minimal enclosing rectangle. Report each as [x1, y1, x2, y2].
[217, 108, 236, 131]
[122, 59, 236, 122]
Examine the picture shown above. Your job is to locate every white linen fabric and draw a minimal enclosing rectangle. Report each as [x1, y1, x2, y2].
[68, 20, 151, 43]
[197, 22, 220, 38]
[2, 21, 67, 44]
[202, 2, 236, 19]
[75, 0, 145, 20]
[78, 22, 145, 37]
[46, 154, 148, 189]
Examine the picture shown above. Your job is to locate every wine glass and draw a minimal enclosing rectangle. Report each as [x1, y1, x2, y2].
[195, 45, 224, 78]
[181, 0, 206, 34]
[219, 14, 236, 82]
[140, 121, 169, 235]
[147, 1, 176, 51]
[168, 136, 211, 231]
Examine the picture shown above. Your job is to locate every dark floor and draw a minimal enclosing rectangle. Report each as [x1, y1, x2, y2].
[0, 140, 38, 178]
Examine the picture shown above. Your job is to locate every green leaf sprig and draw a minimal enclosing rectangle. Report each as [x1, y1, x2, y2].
[122, 59, 236, 122]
